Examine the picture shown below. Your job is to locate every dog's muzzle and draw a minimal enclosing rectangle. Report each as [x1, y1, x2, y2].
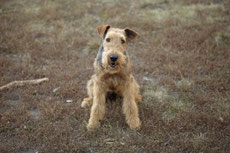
[110, 54, 118, 68]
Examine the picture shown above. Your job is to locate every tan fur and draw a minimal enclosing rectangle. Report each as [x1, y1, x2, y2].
[81, 25, 142, 131]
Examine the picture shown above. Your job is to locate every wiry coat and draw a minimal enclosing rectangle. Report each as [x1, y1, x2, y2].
[81, 25, 142, 131]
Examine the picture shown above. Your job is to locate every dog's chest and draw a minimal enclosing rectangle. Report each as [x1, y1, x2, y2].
[107, 77, 120, 88]
[104, 74, 125, 91]
[101, 73, 126, 92]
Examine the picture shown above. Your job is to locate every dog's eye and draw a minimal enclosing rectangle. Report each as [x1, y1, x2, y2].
[106, 38, 110, 42]
[121, 39, 125, 44]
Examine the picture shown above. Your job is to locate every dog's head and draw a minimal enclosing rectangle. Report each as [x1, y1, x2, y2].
[96, 25, 139, 74]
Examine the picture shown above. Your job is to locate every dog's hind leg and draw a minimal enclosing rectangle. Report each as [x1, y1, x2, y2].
[132, 75, 142, 103]
[81, 76, 94, 108]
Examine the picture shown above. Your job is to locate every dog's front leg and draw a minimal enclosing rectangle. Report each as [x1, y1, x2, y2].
[122, 82, 141, 130]
[87, 82, 106, 131]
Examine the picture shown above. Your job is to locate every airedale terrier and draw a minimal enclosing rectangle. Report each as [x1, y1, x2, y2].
[81, 25, 142, 131]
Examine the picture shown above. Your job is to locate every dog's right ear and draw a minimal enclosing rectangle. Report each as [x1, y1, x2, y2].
[96, 25, 110, 39]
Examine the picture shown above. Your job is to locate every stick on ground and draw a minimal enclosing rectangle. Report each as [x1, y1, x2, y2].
[0, 78, 49, 91]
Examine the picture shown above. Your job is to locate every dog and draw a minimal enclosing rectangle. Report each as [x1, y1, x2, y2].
[81, 25, 142, 131]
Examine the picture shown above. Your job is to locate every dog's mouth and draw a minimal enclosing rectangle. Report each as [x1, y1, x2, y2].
[110, 62, 116, 68]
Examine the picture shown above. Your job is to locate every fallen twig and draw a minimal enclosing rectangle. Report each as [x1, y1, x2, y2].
[0, 78, 49, 91]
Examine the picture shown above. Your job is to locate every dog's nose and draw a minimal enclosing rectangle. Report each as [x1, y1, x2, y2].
[110, 54, 118, 62]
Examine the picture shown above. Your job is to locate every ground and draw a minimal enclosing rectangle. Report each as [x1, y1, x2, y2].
[0, 0, 230, 152]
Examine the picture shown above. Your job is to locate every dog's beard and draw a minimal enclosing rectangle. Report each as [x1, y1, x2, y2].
[101, 52, 126, 74]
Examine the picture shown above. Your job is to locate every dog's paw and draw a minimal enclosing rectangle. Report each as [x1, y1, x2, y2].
[87, 122, 100, 131]
[135, 94, 142, 103]
[81, 98, 92, 108]
[128, 118, 141, 130]
[81, 101, 88, 108]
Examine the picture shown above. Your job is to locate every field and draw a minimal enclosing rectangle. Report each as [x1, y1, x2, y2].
[0, 0, 230, 152]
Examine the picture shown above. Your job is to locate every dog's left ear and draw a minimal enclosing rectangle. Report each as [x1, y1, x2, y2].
[97, 25, 111, 39]
[124, 28, 139, 43]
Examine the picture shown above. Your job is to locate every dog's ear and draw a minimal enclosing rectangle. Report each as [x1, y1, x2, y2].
[97, 25, 111, 39]
[124, 28, 139, 42]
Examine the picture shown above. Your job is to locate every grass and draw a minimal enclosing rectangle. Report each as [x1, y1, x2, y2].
[0, 0, 230, 152]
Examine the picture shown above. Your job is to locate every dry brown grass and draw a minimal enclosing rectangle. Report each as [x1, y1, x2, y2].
[0, 0, 230, 152]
